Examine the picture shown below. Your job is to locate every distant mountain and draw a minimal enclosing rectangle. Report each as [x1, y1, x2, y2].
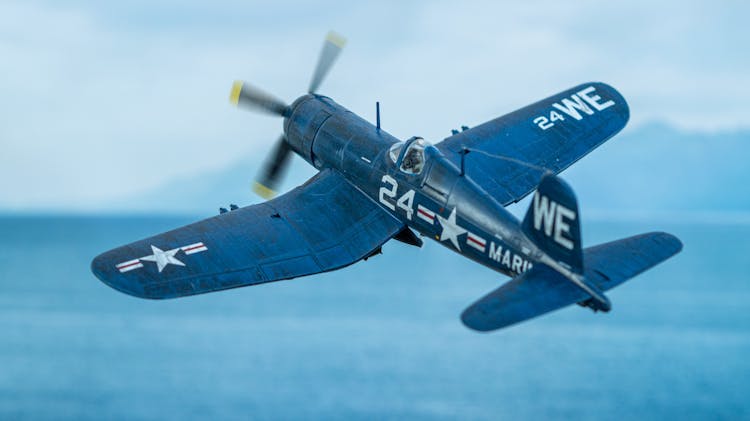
[111, 153, 319, 215]
[561, 122, 750, 215]
[121, 122, 750, 216]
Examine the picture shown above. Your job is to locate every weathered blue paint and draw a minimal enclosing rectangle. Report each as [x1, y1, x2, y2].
[91, 81, 682, 331]
[91, 170, 404, 299]
[521, 174, 582, 273]
[438, 82, 630, 205]
[461, 232, 684, 331]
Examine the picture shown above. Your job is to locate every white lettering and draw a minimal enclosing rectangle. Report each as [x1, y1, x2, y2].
[553, 204, 576, 250]
[577, 86, 615, 111]
[488, 242, 532, 273]
[378, 175, 397, 211]
[552, 94, 594, 121]
[532, 86, 616, 131]
[511, 255, 523, 272]
[501, 250, 511, 267]
[489, 242, 503, 262]
[533, 116, 553, 130]
[379, 176, 417, 219]
[396, 189, 415, 220]
[532, 192, 577, 250]
[532, 192, 556, 236]
[549, 111, 564, 122]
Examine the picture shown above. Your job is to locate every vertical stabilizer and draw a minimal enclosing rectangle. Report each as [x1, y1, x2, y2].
[522, 173, 583, 273]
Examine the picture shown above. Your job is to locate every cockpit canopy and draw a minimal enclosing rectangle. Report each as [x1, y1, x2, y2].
[388, 137, 431, 175]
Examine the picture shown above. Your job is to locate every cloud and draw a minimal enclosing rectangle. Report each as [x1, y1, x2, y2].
[0, 0, 748, 210]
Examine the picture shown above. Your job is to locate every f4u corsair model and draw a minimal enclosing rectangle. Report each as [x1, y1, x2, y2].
[92, 33, 682, 331]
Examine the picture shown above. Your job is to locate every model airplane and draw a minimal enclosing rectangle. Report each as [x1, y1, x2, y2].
[92, 32, 682, 331]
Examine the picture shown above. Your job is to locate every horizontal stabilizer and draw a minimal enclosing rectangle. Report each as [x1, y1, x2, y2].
[582, 231, 683, 291]
[461, 232, 682, 331]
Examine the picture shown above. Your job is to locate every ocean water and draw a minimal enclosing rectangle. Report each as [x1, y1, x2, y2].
[0, 215, 747, 420]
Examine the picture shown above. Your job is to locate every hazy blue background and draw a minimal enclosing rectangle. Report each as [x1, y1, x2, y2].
[2, 0, 749, 212]
[1, 1, 749, 419]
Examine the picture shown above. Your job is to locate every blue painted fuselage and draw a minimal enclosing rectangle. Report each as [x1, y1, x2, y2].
[284, 94, 541, 278]
[90, 76, 681, 329]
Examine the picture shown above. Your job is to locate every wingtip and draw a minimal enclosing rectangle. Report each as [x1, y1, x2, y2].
[229, 80, 243, 106]
[90, 252, 156, 300]
[460, 306, 500, 333]
[326, 31, 347, 48]
[654, 231, 684, 255]
[253, 181, 276, 199]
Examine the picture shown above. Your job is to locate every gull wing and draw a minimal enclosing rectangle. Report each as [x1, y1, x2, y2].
[91, 169, 403, 299]
[437, 82, 629, 205]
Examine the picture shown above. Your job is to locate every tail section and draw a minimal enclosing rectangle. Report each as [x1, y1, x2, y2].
[461, 173, 684, 332]
[521, 173, 610, 312]
[522, 173, 582, 273]
[461, 232, 683, 331]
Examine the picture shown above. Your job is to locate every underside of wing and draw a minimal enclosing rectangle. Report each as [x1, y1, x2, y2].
[437, 82, 629, 205]
[91, 169, 404, 299]
[461, 232, 681, 331]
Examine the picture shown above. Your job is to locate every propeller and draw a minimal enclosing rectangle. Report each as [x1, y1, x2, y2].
[309, 32, 347, 94]
[229, 81, 290, 116]
[230, 31, 347, 199]
[253, 135, 293, 199]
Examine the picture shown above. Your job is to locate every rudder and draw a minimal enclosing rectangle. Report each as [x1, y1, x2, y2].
[522, 173, 583, 273]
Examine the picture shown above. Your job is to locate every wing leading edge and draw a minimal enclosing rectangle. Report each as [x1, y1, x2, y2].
[437, 82, 629, 205]
[92, 169, 404, 299]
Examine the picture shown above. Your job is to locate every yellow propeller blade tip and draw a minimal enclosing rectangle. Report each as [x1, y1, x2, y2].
[253, 181, 276, 199]
[229, 81, 243, 106]
[326, 31, 347, 48]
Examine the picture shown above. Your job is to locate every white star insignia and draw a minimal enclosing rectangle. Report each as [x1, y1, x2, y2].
[139, 245, 185, 273]
[437, 207, 467, 251]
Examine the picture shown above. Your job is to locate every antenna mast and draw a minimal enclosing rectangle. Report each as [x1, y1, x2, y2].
[376, 101, 381, 130]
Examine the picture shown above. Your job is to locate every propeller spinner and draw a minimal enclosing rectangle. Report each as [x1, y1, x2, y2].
[229, 31, 347, 199]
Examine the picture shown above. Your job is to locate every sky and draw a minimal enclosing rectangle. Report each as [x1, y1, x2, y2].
[0, 0, 748, 211]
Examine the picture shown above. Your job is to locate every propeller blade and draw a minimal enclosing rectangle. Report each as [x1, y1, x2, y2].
[308, 31, 346, 94]
[253, 135, 293, 199]
[229, 81, 289, 116]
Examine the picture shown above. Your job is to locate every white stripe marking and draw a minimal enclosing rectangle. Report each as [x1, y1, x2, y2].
[181, 242, 208, 255]
[116, 241, 208, 273]
[466, 232, 486, 252]
[117, 259, 144, 273]
[417, 205, 435, 224]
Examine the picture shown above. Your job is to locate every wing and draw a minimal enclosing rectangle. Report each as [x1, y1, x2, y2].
[91, 169, 404, 299]
[461, 232, 682, 331]
[437, 82, 629, 205]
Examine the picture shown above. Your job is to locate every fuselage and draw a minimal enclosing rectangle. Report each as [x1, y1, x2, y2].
[283, 94, 543, 278]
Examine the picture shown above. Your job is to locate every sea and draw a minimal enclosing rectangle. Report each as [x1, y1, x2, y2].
[0, 215, 747, 420]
